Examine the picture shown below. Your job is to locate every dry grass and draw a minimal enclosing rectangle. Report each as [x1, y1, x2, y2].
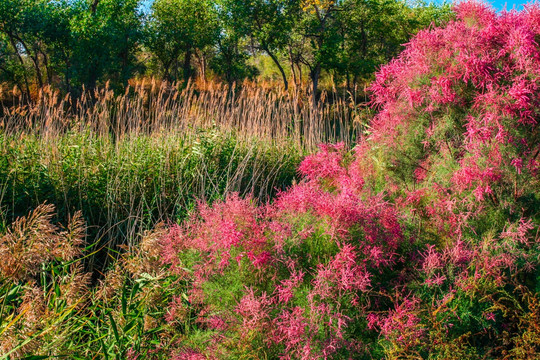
[1, 79, 366, 151]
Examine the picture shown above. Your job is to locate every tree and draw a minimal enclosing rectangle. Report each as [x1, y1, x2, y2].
[0, 32, 28, 97]
[0, 0, 39, 98]
[210, 30, 259, 86]
[145, 0, 219, 82]
[338, 0, 452, 91]
[207, 1, 260, 86]
[70, 0, 144, 90]
[0, 0, 79, 94]
[221, 0, 300, 90]
[294, 0, 345, 106]
[40, 0, 76, 93]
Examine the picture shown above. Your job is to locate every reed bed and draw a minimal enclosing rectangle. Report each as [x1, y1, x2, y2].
[0, 81, 364, 268]
[0, 130, 301, 269]
[1, 79, 366, 150]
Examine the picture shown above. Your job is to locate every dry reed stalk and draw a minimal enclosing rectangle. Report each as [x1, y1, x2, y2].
[1, 80, 365, 150]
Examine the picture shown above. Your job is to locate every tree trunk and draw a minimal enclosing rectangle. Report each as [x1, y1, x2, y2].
[290, 60, 297, 90]
[16, 38, 44, 89]
[194, 50, 207, 82]
[310, 64, 321, 109]
[346, 69, 351, 93]
[29, 53, 43, 89]
[183, 47, 192, 83]
[65, 62, 71, 95]
[264, 45, 288, 90]
[161, 48, 180, 82]
[87, 59, 99, 92]
[91, 0, 100, 14]
[199, 57, 205, 81]
[120, 34, 131, 86]
[288, 46, 297, 89]
[7, 35, 31, 99]
[162, 66, 170, 82]
[40, 48, 53, 85]
[173, 57, 179, 82]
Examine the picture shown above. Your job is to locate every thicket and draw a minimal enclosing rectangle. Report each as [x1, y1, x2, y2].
[1, 1, 540, 359]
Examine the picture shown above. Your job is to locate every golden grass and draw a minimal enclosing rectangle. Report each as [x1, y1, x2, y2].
[1, 79, 366, 151]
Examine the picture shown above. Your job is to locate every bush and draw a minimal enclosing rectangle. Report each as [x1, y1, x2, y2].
[368, 0, 540, 221]
[154, 2, 540, 358]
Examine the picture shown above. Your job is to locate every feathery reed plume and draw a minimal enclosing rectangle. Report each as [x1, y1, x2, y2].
[0, 204, 89, 358]
[0, 204, 85, 282]
[1, 80, 364, 151]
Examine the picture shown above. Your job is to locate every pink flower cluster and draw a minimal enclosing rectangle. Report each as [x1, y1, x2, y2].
[159, 140, 406, 357]
[369, 1, 540, 203]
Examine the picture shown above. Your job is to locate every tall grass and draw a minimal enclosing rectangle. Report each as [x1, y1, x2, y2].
[0, 80, 364, 268]
[0, 131, 304, 275]
[1, 80, 365, 150]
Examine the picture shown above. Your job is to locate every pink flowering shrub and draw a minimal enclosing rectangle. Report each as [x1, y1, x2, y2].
[157, 2, 540, 358]
[368, 1, 540, 213]
[3, 4, 540, 359]
[159, 148, 406, 357]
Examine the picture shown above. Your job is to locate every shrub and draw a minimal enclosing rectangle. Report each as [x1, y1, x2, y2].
[159, 144, 405, 358]
[367, 0, 540, 222]
[156, 2, 540, 358]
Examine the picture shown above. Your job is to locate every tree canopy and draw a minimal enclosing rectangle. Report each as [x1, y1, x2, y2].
[0, 0, 452, 99]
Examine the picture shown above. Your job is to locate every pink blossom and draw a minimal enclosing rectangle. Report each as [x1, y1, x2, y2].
[510, 157, 523, 174]
[484, 312, 496, 321]
[236, 288, 271, 332]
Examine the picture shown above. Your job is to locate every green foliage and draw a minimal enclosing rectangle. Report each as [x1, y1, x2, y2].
[338, 0, 453, 83]
[0, 0, 144, 94]
[145, 0, 219, 82]
[210, 31, 260, 85]
[220, 0, 300, 89]
[69, 0, 144, 90]
[0, 0, 450, 95]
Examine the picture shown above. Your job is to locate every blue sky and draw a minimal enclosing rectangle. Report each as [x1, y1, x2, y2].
[140, 0, 153, 13]
[477, 0, 532, 10]
[424, 0, 533, 11]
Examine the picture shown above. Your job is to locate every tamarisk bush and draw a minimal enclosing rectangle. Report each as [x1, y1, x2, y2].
[368, 1, 540, 216]
[160, 144, 404, 358]
[157, 2, 540, 359]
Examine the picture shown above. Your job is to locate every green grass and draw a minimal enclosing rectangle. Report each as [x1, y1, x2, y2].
[0, 127, 303, 269]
